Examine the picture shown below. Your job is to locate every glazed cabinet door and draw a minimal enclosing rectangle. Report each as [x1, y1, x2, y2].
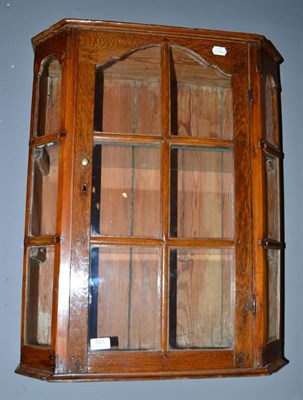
[68, 30, 254, 377]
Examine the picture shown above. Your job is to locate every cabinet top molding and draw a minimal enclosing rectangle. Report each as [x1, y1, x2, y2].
[32, 18, 283, 63]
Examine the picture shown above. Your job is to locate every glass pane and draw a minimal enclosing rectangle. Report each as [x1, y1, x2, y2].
[265, 153, 280, 241]
[94, 47, 161, 135]
[267, 249, 280, 342]
[26, 246, 54, 346]
[264, 74, 280, 147]
[36, 57, 62, 137]
[30, 143, 59, 236]
[91, 143, 161, 237]
[88, 246, 161, 351]
[169, 248, 234, 349]
[170, 147, 234, 238]
[170, 47, 233, 139]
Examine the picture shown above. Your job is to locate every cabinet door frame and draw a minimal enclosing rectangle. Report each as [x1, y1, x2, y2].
[68, 31, 254, 376]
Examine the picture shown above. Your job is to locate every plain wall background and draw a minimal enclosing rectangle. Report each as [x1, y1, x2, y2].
[0, 0, 302, 399]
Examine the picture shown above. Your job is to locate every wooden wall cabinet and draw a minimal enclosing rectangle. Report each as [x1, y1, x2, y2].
[16, 19, 288, 381]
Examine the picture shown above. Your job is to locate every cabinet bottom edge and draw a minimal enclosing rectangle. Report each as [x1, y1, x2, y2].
[15, 358, 288, 382]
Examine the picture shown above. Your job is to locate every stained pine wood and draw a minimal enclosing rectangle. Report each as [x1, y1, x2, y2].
[170, 48, 233, 139]
[132, 146, 161, 236]
[40, 145, 57, 233]
[37, 58, 62, 136]
[95, 47, 161, 134]
[171, 249, 234, 349]
[94, 247, 160, 350]
[265, 154, 280, 241]
[264, 74, 280, 147]
[172, 148, 234, 239]
[96, 144, 161, 237]
[25, 247, 54, 345]
[267, 249, 281, 342]
[99, 145, 132, 235]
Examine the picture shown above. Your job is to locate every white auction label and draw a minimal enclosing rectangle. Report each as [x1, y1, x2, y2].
[90, 337, 111, 350]
[212, 46, 227, 56]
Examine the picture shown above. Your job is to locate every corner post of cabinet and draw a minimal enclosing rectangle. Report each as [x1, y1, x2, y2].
[248, 42, 268, 367]
[67, 30, 96, 374]
[51, 28, 80, 375]
[233, 67, 254, 368]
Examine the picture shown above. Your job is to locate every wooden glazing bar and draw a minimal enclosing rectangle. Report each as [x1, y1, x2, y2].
[161, 42, 170, 353]
[24, 236, 59, 246]
[167, 238, 234, 248]
[161, 140, 170, 351]
[29, 131, 66, 148]
[93, 132, 163, 145]
[90, 236, 163, 247]
[168, 136, 233, 149]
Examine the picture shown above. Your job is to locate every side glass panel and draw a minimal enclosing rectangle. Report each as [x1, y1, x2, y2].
[26, 246, 55, 346]
[169, 248, 234, 349]
[91, 143, 161, 237]
[170, 47, 233, 139]
[88, 246, 161, 351]
[36, 57, 62, 137]
[30, 143, 59, 236]
[267, 249, 280, 342]
[170, 146, 234, 238]
[265, 153, 280, 241]
[94, 47, 161, 135]
[264, 74, 280, 147]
